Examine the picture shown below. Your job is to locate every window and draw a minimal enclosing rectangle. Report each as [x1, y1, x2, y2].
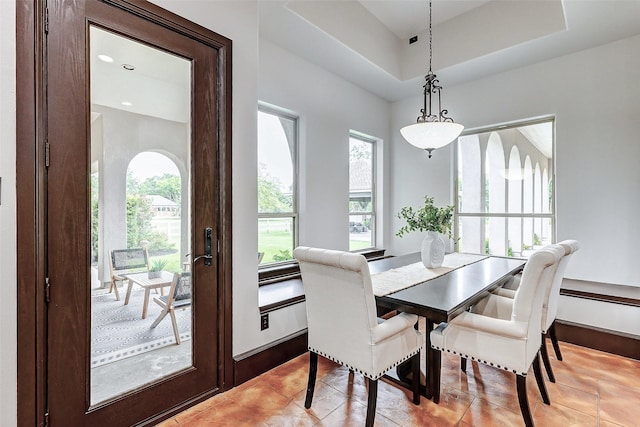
[349, 134, 376, 251]
[258, 105, 298, 265]
[455, 119, 554, 257]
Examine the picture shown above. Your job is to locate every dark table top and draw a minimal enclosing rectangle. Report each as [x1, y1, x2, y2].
[371, 253, 526, 323]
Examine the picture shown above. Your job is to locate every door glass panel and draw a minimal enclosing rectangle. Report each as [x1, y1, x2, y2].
[89, 25, 192, 405]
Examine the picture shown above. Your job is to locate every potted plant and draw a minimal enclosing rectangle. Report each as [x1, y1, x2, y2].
[396, 196, 455, 268]
[148, 258, 168, 279]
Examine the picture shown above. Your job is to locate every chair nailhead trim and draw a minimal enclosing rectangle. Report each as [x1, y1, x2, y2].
[308, 347, 420, 380]
[431, 345, 528, 376]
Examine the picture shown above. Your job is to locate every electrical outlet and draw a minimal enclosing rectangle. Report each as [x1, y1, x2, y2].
[261, 313, 269, 330]
[409, 35, 418, 44]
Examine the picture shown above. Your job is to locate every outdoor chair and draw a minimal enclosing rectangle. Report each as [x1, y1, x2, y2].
[150, 272, 192, 345]
[108, 248, 150, 301]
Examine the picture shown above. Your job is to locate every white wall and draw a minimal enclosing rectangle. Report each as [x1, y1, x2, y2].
[0, 0, 17, 425]
[391, 34, 640, 289]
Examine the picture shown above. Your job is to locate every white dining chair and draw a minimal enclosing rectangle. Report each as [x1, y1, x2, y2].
[294, 246, 423, 427]
[431, 246, 564, 427]
[493, 240, 580, 382]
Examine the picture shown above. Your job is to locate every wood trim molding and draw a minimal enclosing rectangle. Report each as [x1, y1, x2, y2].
[560, 288, 640, 307]
[555, 320, 640, 360]
[233, 331, 308, 385]
[16, 0, 47, 424]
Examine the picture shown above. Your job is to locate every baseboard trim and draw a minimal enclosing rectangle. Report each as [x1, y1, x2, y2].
[555, 320, 640, 360]
[233, 330, 308, 385]
[231, 318, 639, 390]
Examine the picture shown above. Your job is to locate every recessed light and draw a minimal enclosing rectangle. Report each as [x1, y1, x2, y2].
[97, 54, 114, 63]
[122, 64, 135, 71]
[121, 101, 133, 107]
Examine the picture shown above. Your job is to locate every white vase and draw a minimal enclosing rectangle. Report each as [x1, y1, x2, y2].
[421, 231, 445, 268]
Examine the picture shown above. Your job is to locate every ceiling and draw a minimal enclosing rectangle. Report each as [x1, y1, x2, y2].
[260, 0, 640, 102]
[90, 1, 640, 121]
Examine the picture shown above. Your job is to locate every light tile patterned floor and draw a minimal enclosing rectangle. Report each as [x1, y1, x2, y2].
[157, 341, 640, 426]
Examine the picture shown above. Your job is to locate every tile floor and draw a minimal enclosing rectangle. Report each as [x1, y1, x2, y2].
[158, 341, 640, 426]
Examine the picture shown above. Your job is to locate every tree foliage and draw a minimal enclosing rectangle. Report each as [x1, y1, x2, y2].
[258, 164, 291, 213]
[139, 174, 181, 204]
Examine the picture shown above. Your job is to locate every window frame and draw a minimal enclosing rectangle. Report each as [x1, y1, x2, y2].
[257, 103, 299, 269]
[348, 132, 377, 251]
[453, 117, 556, 257]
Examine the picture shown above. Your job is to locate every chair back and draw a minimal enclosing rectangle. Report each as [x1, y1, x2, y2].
[109, 248, 149, 276]
[168, 272, 192, 305]
[294, 247, 378, 365]
[512, 245, 564, 354]
[542, 240, 580, 331]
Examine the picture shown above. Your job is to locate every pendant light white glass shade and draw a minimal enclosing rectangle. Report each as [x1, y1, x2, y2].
[400, 121, 464, 150]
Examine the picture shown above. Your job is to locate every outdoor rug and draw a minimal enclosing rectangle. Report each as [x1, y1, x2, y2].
[91, 288, 191, 368]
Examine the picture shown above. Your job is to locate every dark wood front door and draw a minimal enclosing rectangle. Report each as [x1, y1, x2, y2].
[39, 0, 232, 424]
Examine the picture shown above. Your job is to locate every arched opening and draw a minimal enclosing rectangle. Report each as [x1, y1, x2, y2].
[126, 151, 184, 271]
[507, 146, 523, 256]
[522, 156, 534, 253]
[457, 134, 482, 254]
[485, 133, 506, 255]
[534, 163, 543, 245]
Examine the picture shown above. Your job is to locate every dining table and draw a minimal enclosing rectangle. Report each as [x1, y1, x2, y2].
[369, 252, 526, 403]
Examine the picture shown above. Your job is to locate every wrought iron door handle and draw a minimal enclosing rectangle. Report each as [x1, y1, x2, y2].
[192, 227, 213, 266]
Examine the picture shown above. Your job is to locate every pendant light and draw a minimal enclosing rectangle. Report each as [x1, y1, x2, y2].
[400, 1, 464, 158]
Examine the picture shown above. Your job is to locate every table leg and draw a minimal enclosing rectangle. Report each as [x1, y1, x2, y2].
[124, 280, 134, 305]
[424, 318, 443, 404]
[142, 288, 151, 319]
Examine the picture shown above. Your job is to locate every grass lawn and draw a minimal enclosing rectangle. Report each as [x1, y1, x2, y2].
[259, 229, 294, 264]
[148, 253, 182, 273]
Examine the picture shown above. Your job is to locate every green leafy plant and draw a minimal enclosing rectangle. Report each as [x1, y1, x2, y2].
[533, 233, 541, 246]
[272, 249, 293, 262]
[396, 196, 455, 240]
[150, 258, 168, 272]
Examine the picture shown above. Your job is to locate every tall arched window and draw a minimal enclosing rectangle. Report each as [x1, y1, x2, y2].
[257, 104, 298, 266]
[455, 119, 554, 258]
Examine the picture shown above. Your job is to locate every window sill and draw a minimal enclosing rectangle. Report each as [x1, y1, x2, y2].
[258, 248, 386, 313]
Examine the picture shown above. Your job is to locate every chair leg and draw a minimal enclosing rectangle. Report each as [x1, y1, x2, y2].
[304, 351, 318, 409]
[540, 332, 556, 383]
[460, 357, 467, 372]
[533, 352, 550, 405]
[150, 308, 170, 329]
[169, 309, 180, 345]
[516, 375, 535, 427]
[110, 279, 121, 301]
[412, 351, 421, 405]
[549, 321, 563, 361]
[365, 378, 378, 427]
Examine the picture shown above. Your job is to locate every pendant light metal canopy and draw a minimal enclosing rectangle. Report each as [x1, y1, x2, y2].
[400, 1, 463, 158]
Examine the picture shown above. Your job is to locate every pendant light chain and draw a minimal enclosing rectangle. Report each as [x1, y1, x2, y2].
[428, 0, 433, 74]
[399, 0, 464, 157]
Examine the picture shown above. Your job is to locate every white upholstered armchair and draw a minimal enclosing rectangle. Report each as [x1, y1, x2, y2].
[294, 246, 423, 427]
[430, 246, 564, 427]
[493, 240, 580, 382]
